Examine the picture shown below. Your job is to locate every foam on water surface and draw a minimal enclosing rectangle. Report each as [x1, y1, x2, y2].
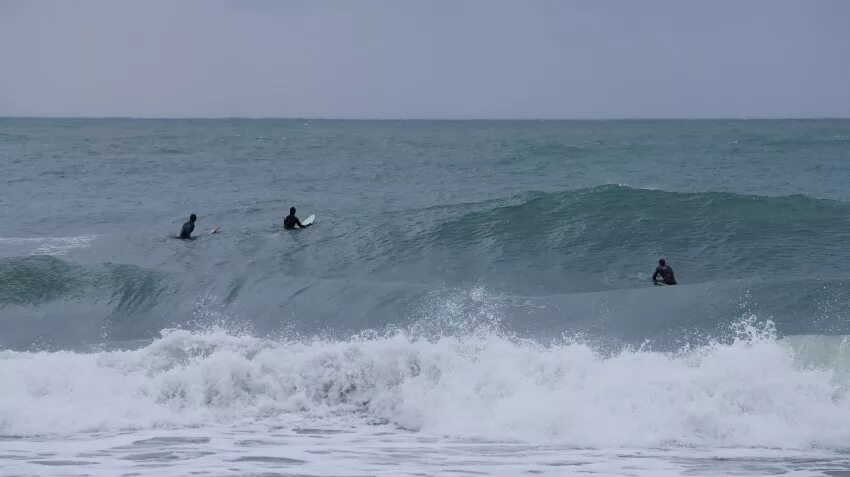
[2, 322, 849, 451]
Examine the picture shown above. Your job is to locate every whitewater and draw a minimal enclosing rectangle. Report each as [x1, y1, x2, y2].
[3, 322, 850, 475]
[2, 118, 850, 476]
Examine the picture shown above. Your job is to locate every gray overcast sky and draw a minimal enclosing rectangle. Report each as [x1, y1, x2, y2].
[1, 0, 848, 119]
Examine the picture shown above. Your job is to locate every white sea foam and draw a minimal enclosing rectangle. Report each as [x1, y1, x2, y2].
[1, 322, 849, 451]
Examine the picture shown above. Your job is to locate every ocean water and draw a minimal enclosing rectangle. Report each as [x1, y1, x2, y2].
[1, 118, 850, 476]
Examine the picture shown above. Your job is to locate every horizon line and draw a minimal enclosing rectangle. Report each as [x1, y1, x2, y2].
[2, 115, 849, 121]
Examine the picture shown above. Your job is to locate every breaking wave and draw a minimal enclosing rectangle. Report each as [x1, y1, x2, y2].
[2, 320, 849, 450]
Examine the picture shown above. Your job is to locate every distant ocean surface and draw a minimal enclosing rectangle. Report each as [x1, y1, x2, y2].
[2, 118, 850, 476]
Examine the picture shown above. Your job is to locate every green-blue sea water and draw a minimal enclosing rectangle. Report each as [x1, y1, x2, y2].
[2, 119, 850, 476]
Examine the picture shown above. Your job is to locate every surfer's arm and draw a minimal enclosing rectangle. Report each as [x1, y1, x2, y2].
[296, 219, 309, 228]
[652, 268, 660, 282]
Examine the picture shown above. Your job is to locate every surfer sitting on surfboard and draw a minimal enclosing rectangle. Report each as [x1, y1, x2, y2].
[283, 207, 311, 230]
[653, 259, 677, 285]
[179, 213, 197, 239]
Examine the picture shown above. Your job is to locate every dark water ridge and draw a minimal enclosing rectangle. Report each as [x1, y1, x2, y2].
[2, 186, 850, 350]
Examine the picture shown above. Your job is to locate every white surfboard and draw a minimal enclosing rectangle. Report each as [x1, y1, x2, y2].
[302, 215, 315, 226]
[210, 225, 221, 234]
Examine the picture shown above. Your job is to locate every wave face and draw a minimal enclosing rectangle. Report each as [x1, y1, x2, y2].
[2, 186, 850, 350]
[389, 185, 850, 289]
[2, 325, 849, 449]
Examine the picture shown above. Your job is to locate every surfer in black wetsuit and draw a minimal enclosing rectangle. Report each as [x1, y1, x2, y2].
[179, 213, 197, 239]
[652, 259, 677, 285]
[283, 207, 310, 230]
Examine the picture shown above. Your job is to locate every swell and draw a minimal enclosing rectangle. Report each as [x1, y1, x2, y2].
[363, 185, 850, 293]
[0, 256, 172, 310]
[426, 185, 850, 270]
[2, 186, 850, 350]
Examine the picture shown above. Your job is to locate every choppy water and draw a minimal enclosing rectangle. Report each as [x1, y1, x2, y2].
[1, 118, 850, 476]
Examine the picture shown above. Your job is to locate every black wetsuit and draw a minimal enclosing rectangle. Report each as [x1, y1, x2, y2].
[283, 214, 306, 230]
[653, 265, 677, 285]
[179, 221, 195, 239]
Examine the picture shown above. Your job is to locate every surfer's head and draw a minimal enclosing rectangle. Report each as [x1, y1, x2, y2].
[659, 258, 666, 266]
[189, 214, 197, 223]
[290, 207, 296, 215]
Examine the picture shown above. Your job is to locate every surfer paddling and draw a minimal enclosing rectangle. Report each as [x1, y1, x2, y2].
[283, 207, 311, 230]
[652, 258, 677, 285]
